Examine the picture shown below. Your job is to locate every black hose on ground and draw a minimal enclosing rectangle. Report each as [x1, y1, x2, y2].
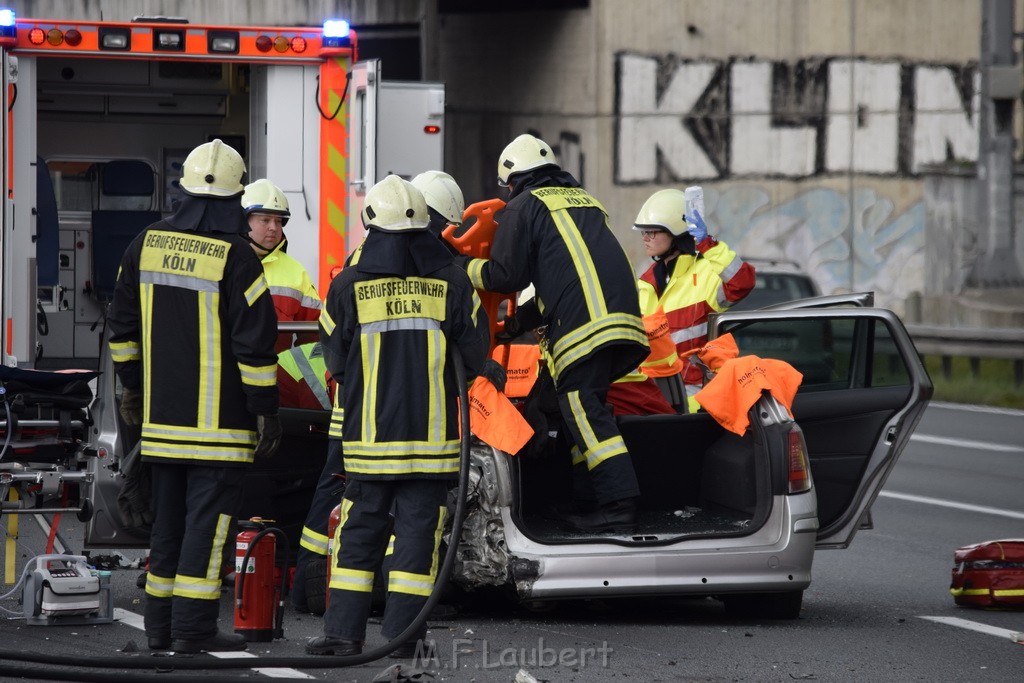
[0, 351, 475, 680]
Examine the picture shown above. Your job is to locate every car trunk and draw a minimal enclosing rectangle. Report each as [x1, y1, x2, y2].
[510, 411, 778, 543]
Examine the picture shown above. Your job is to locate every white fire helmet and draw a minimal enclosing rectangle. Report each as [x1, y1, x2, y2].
[241, 179, 290, 226]
[632, 189, 688, 237]
[411, 170, 465, 225]
[179, 139, 246, 198]
[361, 175, 429, 233]
[497, 134, 558, 186]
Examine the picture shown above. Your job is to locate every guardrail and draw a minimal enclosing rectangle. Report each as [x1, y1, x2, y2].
[905, 323, 1024, 386]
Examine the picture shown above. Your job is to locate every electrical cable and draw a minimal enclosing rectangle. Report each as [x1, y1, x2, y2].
[0, 350, 474, 679]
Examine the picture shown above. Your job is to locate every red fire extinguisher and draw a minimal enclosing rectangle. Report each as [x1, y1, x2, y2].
[234, 518, 289, 642]
[324, 503, 342, 609]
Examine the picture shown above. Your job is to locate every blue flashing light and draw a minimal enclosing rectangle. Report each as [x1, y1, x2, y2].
[0, 8, 15, 28]
[323, 19, 349, 38]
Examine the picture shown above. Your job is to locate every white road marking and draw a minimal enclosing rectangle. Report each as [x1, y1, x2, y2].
[909, 433, 1024, 453]
[879, 491, 1024, 520]
[112, 608, 313, 679]
[919, 616, 1024, 643]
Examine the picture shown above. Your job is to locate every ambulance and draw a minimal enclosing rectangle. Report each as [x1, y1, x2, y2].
[0, 8, 444, 369]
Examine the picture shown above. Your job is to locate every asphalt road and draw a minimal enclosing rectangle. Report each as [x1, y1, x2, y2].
[1, 400, 1022, 682]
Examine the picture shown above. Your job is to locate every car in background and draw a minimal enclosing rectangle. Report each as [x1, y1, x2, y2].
[731, 257, 822, 311]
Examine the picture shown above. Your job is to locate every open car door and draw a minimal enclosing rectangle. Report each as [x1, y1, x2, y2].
[710, 302, 933, 549]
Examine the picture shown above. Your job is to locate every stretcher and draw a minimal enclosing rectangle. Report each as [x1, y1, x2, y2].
[1, 366, 99, 563]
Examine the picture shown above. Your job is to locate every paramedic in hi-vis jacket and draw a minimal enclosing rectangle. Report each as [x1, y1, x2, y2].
[241, 178, 322, 352]
[306, 175, 489, 657]
[107, 140, 281, 654]
[634, 189, 755, 413]
[459, 133, 649, 533]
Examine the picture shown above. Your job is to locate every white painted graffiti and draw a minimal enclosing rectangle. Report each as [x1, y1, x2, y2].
[615, 54, 980, 182]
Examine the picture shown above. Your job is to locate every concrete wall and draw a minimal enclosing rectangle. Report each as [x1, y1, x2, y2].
[438, 0, 1024, 319]
[8, 0, 1024, 322]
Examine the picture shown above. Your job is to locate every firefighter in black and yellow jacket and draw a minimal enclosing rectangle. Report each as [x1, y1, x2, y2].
[107, 140, 281, 655]
[461, 134, 649, 532]
[306, 175, 489, 658]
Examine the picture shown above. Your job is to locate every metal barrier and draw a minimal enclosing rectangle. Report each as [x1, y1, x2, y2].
[905, 323, 1024, 386]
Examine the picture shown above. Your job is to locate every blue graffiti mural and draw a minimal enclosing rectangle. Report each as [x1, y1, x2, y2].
[702, 186, 925, 311]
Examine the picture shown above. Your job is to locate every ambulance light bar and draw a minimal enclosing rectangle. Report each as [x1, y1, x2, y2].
[322, 19, 350, 49]
[0, 7, 16, 44]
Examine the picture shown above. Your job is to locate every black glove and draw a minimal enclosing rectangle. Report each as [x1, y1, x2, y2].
[254, 414, 283, 460]
[479, 359, 507, 393]
[120, 386, 143, 426]
[117, 443, 153, 531]
[496, 314, 523, 342]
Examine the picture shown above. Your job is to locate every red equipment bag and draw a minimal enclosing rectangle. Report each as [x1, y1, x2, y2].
[950, 539, 1024, 609]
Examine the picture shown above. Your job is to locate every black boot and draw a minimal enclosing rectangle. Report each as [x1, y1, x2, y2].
[306, 635, 363, 656]
[170, 630, 247, 654]
[564, 498, 637, 532]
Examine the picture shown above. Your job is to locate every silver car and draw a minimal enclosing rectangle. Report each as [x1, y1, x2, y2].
[78, 292, 931, 619]
[446, 292, 931, 618]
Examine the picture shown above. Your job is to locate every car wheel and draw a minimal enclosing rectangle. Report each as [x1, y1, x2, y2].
[304, 557, 328, 616]
[722, 590, 803, 619]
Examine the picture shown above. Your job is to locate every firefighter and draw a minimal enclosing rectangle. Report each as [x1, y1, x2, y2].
[633, 189, 756, 412]
[411, 169, 464, 246]
[291, 170, 491, 615]
[107, 139, 281, 654]
[242, 178, 322, 352]
[459, 133, 649, 532]
[306, 175, 489, 657]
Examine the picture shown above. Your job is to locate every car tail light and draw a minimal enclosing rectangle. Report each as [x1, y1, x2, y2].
[787, 424, 811, 494]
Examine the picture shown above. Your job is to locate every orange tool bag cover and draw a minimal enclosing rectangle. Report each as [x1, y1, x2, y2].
[949, 539, 1024, 609]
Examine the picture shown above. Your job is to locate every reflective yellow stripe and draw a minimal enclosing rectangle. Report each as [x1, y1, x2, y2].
[466, 258, 486, 290]
[205, 514, 232, 582]
[300, 527, 330, 556]
[389, 570, 434, 597]
[173, 574, 222, 600]
[384, 535, 395, 557]
[549, 207, 606, 320]
[427, 328, 444, 442]
[994, 589, 1024, 597]
[567, 390, 628, 470]
[244, 274, 269, 306]
[109, 340, 140, 362]
[197, 290, 221, 428]
[329, 567, 375, 592]
[344, 456, 460, 477]
[319, 308, 336, 336]
[145, 572, 174, 599]
[141, 283, 154, 423]
[360, 332, 380, 443]
[238, 362, 278, 387]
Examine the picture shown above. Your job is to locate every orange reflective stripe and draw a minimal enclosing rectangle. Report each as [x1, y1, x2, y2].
[493, 344, 542, 398]
[639, 308, 684, 378]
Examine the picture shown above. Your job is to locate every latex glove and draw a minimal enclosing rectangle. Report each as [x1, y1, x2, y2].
[479, 359, 507, 393]
[687, 209, 709, 243]
[117, 443, 153, 531]
[254, 414, 283, 460]
[120, 386, 143, 426]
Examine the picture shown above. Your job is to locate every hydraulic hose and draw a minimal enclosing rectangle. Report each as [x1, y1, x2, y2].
[0, 349, 475, 680]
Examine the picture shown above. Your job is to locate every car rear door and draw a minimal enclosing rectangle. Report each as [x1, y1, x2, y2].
[709, 303, 933, 549]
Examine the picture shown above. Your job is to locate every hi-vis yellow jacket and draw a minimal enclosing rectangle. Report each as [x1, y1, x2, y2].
[108, 219, 280, 465]
[319, 229, 489, 480]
